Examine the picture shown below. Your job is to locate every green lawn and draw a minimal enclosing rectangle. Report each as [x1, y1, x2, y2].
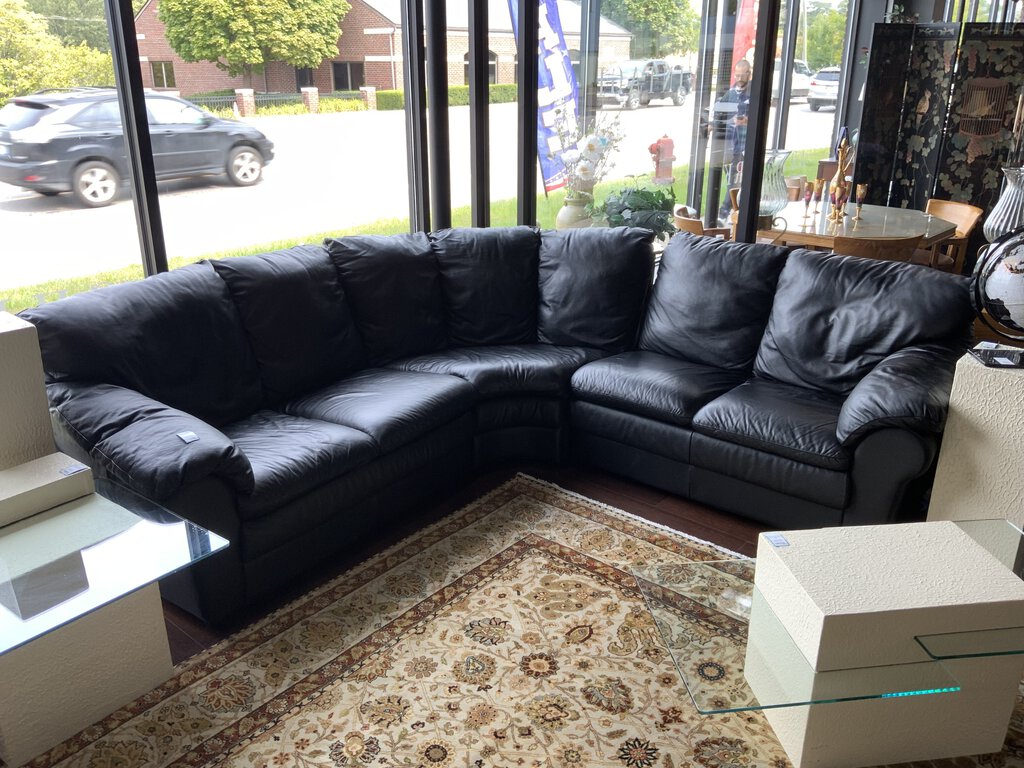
[1, 147, 828, 314]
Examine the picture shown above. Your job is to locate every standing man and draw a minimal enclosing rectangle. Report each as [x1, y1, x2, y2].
[715, 59, 752, 223]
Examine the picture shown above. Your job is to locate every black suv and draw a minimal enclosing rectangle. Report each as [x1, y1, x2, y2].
[0, 88, 274, 207]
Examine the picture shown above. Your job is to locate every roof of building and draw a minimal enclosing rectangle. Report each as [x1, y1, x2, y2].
[360, 0, 630, 37]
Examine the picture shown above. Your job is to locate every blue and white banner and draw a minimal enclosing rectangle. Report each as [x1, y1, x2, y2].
[508, 0, 580, 192]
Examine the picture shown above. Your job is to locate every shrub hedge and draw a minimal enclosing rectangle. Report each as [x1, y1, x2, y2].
[376, 84, 518, 111]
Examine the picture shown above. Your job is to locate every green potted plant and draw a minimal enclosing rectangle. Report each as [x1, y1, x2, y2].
[593, 177, 677, 240]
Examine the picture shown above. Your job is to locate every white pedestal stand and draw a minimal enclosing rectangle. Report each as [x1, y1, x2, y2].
[928, 353, 1024, 527]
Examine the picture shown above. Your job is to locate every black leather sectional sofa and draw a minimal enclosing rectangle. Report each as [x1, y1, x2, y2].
[21, 227, 974, 624]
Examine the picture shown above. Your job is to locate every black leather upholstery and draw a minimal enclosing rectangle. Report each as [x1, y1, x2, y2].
[572, 350, 750, 428]
[640, 234, 790, 370]
[221, 411, 377, 519]
[689, 432, 849, 508]
[22, 262, 262, 426]
[48, 381, 255, 498]
[23, 227, 974, 624]
[837, 343, 963, 444]
[691, 378, 849, 470]
[283, 368, 476, 454]
[388, 345, 606, 397]
[432, 226, 540, 346]
[327, 233, 447, 365]
[211, 246, 366, 403]
[537, 227, 655, 352]
[754, 251, 974, 395]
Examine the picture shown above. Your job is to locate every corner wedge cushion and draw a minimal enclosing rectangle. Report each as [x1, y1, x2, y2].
[432, 227, 540, 346]
[326, 233, 447, 365]
[538, 227, 655, 353]
[211, 246, 366, 403]
[754, 251, 973, 395]
[20, 262, 262, 426]
[836, 343, 962, 445]
[48, 381, 254, 499]
[640, 233, 790, 370]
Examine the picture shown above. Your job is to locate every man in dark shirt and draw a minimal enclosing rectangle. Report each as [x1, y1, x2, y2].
[716, 59, 752, 222]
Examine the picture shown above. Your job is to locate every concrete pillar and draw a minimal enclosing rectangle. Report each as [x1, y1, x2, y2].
[234, 88, 256, 117]
[301, 86, 319, 113]
[360, 85, 377, 111]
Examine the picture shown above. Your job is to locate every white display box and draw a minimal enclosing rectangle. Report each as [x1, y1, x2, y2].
[0, 453, 93, 528]
[753, 521, 1024, 671]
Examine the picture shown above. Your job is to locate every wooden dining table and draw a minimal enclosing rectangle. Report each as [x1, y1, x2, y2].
[756, 201, 957, 250]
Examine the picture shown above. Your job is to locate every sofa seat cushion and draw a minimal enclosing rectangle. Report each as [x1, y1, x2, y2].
[692, 378, 849, 470]
[387, 345, 606, 398]
[689, 433, 849, 509]
[283, 369, 477, 454]
[571, 351, 748, 427]
[222, 411, 378, 519]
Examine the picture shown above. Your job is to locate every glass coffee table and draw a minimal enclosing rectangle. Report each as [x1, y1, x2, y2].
[634, 519, 1024, 767]
[0, 478, 229, 766]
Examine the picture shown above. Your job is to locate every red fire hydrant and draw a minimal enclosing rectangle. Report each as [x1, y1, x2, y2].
[649, 134, 675, 184]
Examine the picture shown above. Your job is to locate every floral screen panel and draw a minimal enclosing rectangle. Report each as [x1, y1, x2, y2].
[889, 24, 959, 210]
[934, 25, 1024, 213]
[855, 24, 914, 206]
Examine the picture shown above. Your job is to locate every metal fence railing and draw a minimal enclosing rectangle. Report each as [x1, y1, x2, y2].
[188, 94, 236, 111]
[253, 92, 304, 108]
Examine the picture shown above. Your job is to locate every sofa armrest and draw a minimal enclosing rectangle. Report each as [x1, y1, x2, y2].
[49, 381, 254, 499]
[837, 343, 961, 446]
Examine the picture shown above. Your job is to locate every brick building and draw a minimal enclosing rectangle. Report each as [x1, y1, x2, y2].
[135, 0, 632, 97]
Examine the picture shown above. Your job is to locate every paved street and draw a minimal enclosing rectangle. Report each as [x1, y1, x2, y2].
[0, 100, 835, 292]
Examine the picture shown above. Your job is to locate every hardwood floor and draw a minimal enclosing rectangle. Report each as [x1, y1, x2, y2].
[162, 463, 767, 665]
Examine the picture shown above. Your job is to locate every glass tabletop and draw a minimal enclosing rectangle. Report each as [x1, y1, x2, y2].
[761, 201, 957, 248]
[633, 519, 1024, 714]
[0, 478, 228, 655]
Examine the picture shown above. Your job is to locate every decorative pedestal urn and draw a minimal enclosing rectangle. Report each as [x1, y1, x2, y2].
[555, 198, 592, 229]
[983, 167, 1024, 242]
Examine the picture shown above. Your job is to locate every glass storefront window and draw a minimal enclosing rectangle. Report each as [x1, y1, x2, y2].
[0, 0, 142, 313]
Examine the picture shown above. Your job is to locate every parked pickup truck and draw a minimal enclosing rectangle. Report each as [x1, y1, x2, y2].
[597, 60, 693, 109]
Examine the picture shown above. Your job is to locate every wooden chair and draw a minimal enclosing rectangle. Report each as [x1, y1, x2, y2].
[833, 234, 923, 263]
[673, 211, 731, 239]
[913, 199, 984, 273]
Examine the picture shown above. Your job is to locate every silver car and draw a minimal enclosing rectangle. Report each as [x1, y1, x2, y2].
[808, 67, 840, 112]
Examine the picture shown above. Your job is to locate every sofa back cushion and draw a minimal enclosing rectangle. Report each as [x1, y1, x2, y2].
[211, 246, 366, 403]
[432, 226, 540, 346]
[754, 250, 974, 395]
[326, 233, 447, 365]
[20, 262, 262, 425]
[639, 234, 790, 371]
[537, 227, 655, 353]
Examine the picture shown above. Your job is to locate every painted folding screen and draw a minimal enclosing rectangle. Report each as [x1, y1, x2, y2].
[856, 24, 913, 206]
[889, 24, 959, 210]
[856, 22, 1024, 212]
[934, 24, 1024, 213]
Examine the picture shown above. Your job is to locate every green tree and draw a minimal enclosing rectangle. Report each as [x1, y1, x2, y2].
[796, 1, 847, 71]
[158, 0, 351, 88]
[25, 0, 107, 49]
[0, 0, 112, 103]
[602, 0, 700, 57]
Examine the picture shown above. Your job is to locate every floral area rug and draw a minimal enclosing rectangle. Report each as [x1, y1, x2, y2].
[30, 474, 1024, 768]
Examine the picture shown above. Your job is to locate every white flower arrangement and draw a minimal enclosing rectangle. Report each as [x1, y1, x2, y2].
[550, 111, 622, 201]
